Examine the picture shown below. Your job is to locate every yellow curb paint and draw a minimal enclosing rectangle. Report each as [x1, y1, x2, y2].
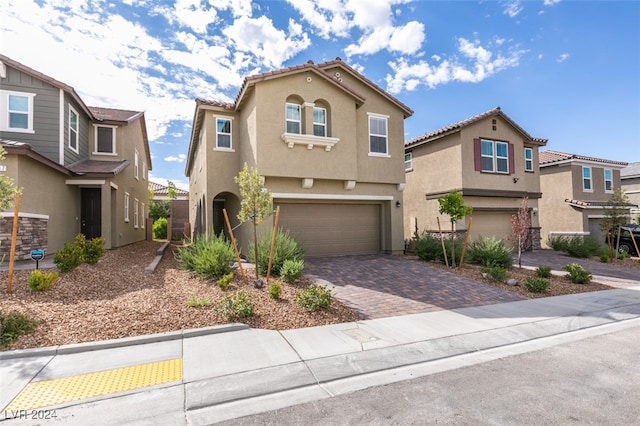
[4, 358, 182, 412]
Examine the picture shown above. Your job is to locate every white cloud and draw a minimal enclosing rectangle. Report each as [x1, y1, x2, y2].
[385, 38, 526, 93]
[164, 154, 187, 163]
[544, 0, 561, 5]
[503, 1, 523, 18]
[557, 53, 570, 63]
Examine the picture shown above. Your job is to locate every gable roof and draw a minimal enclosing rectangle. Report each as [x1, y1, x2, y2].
[149, 181, 189, 196]
[621, 162, 640, 179]
[539, 150, 628, 168]
[405, 106, 548, 149]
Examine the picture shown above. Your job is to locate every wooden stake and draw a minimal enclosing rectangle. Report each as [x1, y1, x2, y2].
[223, 208, 245, 281]
[629, 228, 640, 257]
[436, 217, 448, 268]
[7, 192, 20, 294]
[615, 224, 622, 257]
[459, 216, 472, 269]
[266, 206, 280, 283]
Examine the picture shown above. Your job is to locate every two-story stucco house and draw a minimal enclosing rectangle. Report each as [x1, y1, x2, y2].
[404, 107, 547, 248]
[185, 58, 413, 256]
[0, 54, 151, 259]
[621, 162, 640, 220]
[538, 150, 632, 247]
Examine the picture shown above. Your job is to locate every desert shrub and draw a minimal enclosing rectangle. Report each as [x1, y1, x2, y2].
[216, 291, 254, 320]
[186, 292, 211, 308]
[565, 237, 604, 258]
[547, 235, 570, 252]
[467, 237, 513, 268]
[482, 265, 509, 282]
[29, 270, 59, 292]
[1, 311, 40, 348]
[414, 233, 442, 261]
[296, 284, 332, 311]
[175, 234, 235, 279]
[248, 228, 304, 276]
[268, 281, 282, 299]
[280, 259, 304, 282]
[563, 263, 592, 284]
[217, 272, 234, 290]
[153, 217, 168, 240]
[599, 253, 610, 263]
[54, 241, 83, 272]
[535, 266, 552, 278]
[82, 237, 105, 265]
[617, 251, 630, 260]
[525, 277, 550, 293]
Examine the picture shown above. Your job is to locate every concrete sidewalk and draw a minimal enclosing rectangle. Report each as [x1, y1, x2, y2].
[2, 286, 640, 425]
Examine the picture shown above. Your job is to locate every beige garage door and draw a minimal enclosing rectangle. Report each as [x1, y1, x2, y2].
[277, 203, 381, 256]
[469, 211, 514, 246]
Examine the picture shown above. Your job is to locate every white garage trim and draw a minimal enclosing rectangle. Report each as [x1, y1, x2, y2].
[272, 192, 393, 201]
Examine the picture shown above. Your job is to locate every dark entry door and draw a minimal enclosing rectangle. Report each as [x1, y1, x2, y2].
[81, 188, 102, 239]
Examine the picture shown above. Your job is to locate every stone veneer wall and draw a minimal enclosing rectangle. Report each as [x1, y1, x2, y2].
[0, 215, 48, 261]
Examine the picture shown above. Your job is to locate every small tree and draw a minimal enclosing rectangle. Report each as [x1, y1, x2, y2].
[600, 188, 630, 257]
[438, 190, 473, 268]
[511, 197, 531, 268]
[235, 163, 273, 284]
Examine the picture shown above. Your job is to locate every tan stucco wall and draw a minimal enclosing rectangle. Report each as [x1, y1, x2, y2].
[622, 176, 640, 218]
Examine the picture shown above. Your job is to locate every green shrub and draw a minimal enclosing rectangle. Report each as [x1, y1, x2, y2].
[28, 270, 59, 292]
[217, 272, 234, 290]
[296, 284, 332, 311]
[547, 235, 570, 252]
[82, 237, 105, 265]
[535, 266, 552, 278]
[175, 234, 236, 279]
[153, 217, 168, 240]
[248, 228, 304, 276]
[186, 292, 211, 308]
[54, 241, 83, 272]
[216, 291, 255, 320]
[1, 311, 40, 348]
[467, 237, 513, 268]
[268, 281, 282, 299]
[482, 265, 509, 282]
[525, 277, 550, 293]
[565, 237, 604, 258]
[414, 233, 442, 261]
[617, 251, 630, 260]
[280, 259, 304, 282]
[599, 253, 610, 263]
[563, 263, 592, 284]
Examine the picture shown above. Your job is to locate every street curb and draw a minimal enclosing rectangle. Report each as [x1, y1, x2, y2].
[0, 323, 250, 360]
[145, 241, 171, 273]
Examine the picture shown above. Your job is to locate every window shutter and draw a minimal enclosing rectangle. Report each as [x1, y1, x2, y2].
[474, 138, 481, 171]
[508, 143, 515, 174]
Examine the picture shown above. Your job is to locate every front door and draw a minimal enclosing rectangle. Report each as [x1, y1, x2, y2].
[81, 188, 102, 239]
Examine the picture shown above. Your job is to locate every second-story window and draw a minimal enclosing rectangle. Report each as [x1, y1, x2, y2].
[134, 149, 139, 180]
[285, 103, 301, 134]
[216, 117, 232, 149]
[69, 106, 79, 153]
[604, 168, 613, 192]
[582, 166, 592, 191]
[524, 147, 533, 172]
[369, 114, 388, 155]
[95, 125, 116, 155]
[405, 152, 412, 171]
[313, 107, 326, 137]
[481, 139, 509, 173]
[2, 91, 35, 132]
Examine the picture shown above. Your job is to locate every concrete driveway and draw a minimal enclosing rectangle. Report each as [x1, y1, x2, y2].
[304, 255, 526, 319]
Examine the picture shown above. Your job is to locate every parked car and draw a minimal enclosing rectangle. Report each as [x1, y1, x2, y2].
[607, 224, 640, 256]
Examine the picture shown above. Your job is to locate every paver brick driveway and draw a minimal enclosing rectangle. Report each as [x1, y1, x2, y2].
[304, 255, 526, 319]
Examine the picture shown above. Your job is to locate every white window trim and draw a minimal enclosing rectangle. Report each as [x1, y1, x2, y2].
[124, 192, 130, 222]
[285, 102, 301, 134]
[495, 141, 509, 174]
[368, 112, 390, 157]
[143, 161, 146, 180]
[1, 90, 36, 133]
[405, 152, 413, 171]
[214, 116, 234, 151]
[134, 149, 139, 180]
[582, 166, 593, 192]
[93, 124, 118, 156]
[134, 198, 139, 228]
[141, 203, 145, 229]
[313, 107, 327, 137]
[524, 147, 533, 172]
[604, 168, 613, 193]
[68, 105, 79, 154]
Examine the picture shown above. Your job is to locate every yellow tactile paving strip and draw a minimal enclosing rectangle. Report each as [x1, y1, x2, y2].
[4, 358, 182, 412]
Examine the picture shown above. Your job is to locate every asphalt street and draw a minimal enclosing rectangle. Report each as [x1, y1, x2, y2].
[219, 325, 640, 426]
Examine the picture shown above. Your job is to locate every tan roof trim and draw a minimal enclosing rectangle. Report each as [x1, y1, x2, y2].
[1, 140, 71, 176]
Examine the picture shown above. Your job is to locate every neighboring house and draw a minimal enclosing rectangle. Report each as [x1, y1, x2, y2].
[404, 107, 547, 248]
[621, 162, 640, 220]
[0, 54, 151, 260]
[538, 150, 631, 247]
[149, 181, 189, 239]
[185, 58, 413, 256]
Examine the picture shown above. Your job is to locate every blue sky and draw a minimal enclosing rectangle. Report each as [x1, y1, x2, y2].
[2, 0, 638, 190]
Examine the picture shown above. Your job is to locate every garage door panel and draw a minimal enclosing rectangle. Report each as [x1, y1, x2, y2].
[278, 203, 380, 256]
[471, 212, 514, 244]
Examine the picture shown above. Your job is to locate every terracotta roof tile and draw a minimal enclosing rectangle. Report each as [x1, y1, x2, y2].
[540, 150, 628, 166]
[88, 107, 143, 123]
[67, 159, 129, 175]
[149, 181, 189, 195]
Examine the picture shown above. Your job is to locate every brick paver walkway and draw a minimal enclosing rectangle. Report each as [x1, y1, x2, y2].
[304, 255, 526, 319]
